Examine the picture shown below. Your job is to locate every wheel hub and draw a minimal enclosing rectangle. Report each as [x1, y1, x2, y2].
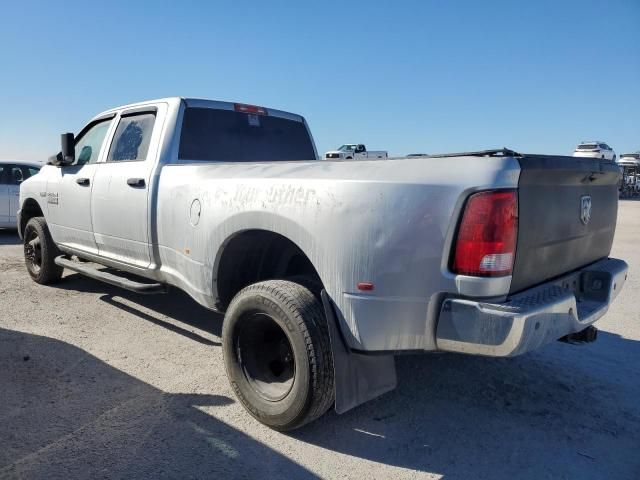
[236, 313, 295, 402]
[24, 232, 42, 273]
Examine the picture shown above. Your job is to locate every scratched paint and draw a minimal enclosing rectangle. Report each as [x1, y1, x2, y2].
[154, 156, 521, 351]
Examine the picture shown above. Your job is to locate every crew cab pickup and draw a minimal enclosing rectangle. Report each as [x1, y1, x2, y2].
[19, 98, 628, 430]
[325, 143, 388, 159]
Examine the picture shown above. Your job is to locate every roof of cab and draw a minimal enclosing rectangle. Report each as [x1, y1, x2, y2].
[92, 97, 304, 123]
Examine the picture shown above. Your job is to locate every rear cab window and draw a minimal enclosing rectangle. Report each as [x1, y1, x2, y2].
[178, 107, 316, 162]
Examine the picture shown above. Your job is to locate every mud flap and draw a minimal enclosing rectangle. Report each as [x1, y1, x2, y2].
[321, 290, 397, 414]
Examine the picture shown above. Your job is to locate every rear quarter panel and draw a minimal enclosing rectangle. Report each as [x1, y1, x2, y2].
[155, 156, 520, 351]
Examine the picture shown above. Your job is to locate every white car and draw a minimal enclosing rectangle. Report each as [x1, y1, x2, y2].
[573, 141, 616, 161]
[617, 152, 640, 197]
[618, 152, 640, 165]
[0, 161, 41, 228]
[325, 144, 388, 160]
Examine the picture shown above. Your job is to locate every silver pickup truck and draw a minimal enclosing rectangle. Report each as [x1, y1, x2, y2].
[18, 97, 628, 430]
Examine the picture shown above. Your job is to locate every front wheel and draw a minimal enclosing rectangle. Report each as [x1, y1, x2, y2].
[23, 217, 63, 284]
[222, 279, 334, 431]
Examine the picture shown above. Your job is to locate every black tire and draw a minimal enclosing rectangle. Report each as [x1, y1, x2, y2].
[286, 274, 323, 303]
[222, 280, 334, 431]
[23, 217, 63, 284]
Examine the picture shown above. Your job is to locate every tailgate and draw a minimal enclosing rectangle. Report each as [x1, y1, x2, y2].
[510, 155, 619, 294]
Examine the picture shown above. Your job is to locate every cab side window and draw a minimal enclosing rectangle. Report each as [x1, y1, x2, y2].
[8, 166, 23, 185]
[74, 119, 113, 166]
[107, 113, 156, 162]
[0, 164, 8, 184]
[7, 165, 40, 185]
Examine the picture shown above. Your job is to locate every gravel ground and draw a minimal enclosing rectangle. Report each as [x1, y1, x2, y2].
[1, 201, 639, 480]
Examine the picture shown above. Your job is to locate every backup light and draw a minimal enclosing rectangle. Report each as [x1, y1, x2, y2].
[452, 190, 518, 277]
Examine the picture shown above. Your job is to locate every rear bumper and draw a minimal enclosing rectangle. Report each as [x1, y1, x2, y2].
[436, 257, 628, 357]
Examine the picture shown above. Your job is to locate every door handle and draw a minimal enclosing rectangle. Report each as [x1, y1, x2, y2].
[76, 177, 90, 186]
[127, 178, 146, 188]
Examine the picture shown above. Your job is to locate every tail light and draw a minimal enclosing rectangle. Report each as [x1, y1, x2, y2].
[452, 190, 518, 277]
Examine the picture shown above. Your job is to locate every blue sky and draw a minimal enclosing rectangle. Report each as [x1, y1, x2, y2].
[0, 0, 638, 160]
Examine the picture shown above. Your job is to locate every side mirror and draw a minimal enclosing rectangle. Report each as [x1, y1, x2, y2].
[47, 153, 62, 166]
[61, 132, 75, 165]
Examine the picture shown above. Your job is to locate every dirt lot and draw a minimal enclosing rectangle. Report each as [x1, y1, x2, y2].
[1, 202, 639, 480]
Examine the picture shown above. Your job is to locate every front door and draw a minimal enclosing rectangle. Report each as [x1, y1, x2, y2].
[91, 104, 165, 268]
[46, 117, 114, 254]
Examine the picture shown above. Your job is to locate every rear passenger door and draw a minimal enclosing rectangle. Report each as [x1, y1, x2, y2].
[91, 104, 166, 268]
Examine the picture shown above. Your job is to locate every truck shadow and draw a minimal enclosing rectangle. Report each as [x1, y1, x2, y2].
[44, 273, 640, 478]
[293, 331, 640, 479]
[0, 229, 20, 245]
[53, 272, 223, 346]
[0, 327, 318, 479]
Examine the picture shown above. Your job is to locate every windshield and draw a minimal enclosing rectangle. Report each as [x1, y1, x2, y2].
[577, 144, 598, 150]
[620, 153, 640, 160]
[178, 107, 316, 162]
[337, 145, 356, 152]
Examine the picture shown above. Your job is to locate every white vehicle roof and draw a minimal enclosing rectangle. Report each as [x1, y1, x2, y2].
[0, 159, 43, 167]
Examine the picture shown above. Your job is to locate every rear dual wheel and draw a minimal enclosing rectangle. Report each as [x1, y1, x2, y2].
[222, 279, 334, 431]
